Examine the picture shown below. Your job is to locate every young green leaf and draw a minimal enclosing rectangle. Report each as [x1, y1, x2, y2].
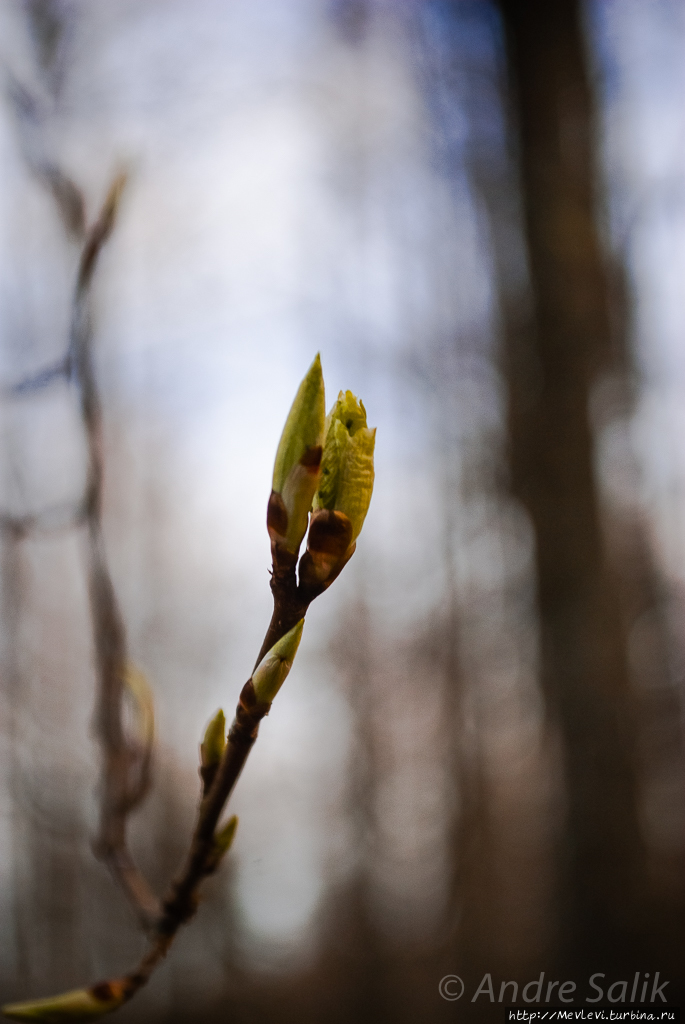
[314, 390, 375, 544]
[300, 389, 375, 588]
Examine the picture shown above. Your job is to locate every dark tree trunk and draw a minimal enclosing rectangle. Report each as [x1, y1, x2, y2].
[495, 0, 648, 971]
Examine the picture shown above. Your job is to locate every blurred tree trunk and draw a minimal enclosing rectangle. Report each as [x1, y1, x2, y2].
[327, 598, 387, 1024]
[495, 0, 648, 971]
[0, 532, 31, 996]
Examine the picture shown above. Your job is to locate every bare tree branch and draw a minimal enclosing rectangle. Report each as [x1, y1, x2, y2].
[2, 33, 373, 1012]
[76, 526, 347, 1007]
[5, 72, 85, 240]
[4, 51, 158, 932]
[68, 174, 161, 931]
[0, 158, 159, 930]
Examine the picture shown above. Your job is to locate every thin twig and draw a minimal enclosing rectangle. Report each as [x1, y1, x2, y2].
[0, 502, 87, 537]
[69, 174, 161, 931]
[104, 539, 333, 1003]
[3, 73, 157, 930]
[5, 72, 86, 241]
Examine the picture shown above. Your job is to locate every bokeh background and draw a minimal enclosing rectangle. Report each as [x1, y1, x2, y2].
[0, 1, 683, 1021]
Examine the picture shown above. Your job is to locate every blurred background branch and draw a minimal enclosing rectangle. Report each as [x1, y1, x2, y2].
[2, 0, 158, 936]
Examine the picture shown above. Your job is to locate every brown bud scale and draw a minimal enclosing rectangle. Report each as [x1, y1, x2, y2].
[266, 491, 288, 541]
[299, 444, 322, 469]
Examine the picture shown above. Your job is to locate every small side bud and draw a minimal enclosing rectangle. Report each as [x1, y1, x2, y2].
[214, 815, 238, 856]
[200, 708, 226, 794]
[2, 980, 128, 1022]
[201, 709, 226, 770]
[203, 815, 239, 875]
[252, 620, 304, 704]
[269, 355, 325, 554]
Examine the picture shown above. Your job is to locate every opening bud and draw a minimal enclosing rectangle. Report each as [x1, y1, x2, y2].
[303, 390, 375, 585]
[2, 980, 128, 1022]
[252, 620, 304, 703]
[269, 354, 325, 554]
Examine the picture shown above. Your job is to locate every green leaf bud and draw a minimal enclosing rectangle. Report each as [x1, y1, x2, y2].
[252, 620, 304, 704]
[272, 355, 325, 493]
[268, 355, 325, 554]
[2, 980, 128, 1022]
[203, 815, 239, 874]
[200, 709, 226, 771]
[314, 390, 375, 543]
[214, 815, 238, 856]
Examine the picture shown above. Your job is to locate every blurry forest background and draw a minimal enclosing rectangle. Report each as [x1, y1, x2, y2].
[0, 1, 684, 1021]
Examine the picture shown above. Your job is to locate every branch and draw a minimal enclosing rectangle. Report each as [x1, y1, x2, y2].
[2, 361, 376, 1022]
[0, 502, 87, 538]
[68, 174, 161, 931]
[3, 590, 312, 1019]
[5, 73, 86, 240]
[90, 526, 354, 1002]
[100, 639, 299, 1008]
[2, 65, 155, 924]
[108, 388, 375, 989]
[2, 79, 153, 923]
